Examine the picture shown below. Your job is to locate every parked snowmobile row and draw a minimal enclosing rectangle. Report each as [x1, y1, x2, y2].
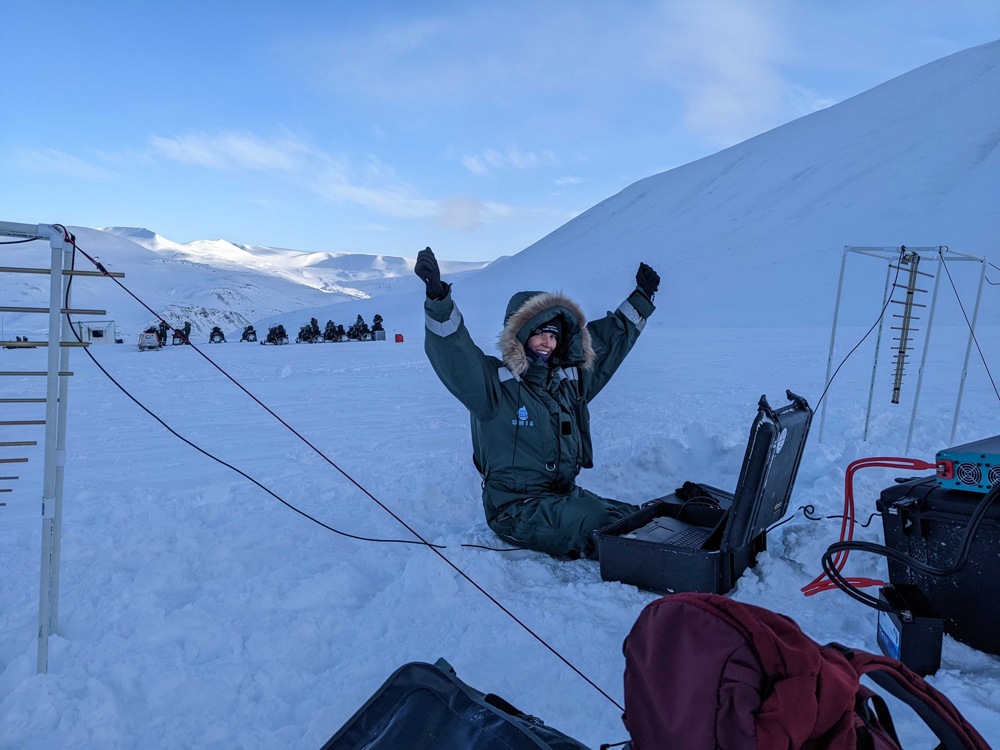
[283, 315, 385, 344]
[137, 316, 386, 349]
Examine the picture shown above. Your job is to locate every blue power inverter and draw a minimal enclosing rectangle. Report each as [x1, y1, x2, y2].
[936, 435, 1000, 494]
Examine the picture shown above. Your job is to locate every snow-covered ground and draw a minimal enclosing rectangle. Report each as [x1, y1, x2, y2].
[1, 316, 998, 748]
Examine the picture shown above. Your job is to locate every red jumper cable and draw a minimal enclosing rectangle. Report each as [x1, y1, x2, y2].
[802, 456, 937, 596]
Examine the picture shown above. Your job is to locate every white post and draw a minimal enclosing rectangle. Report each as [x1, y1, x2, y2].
[950, 259, 988, 444]
[819, 247, 851, 443]
[905, 254, 943, 453]
[863, 262, 892, 441]
[37, 231, 64, 674]
[49, 244, 73, 633]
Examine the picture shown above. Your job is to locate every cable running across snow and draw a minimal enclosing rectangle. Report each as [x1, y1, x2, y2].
[61, 229, 625, 713]
[63, 253, 444, 548]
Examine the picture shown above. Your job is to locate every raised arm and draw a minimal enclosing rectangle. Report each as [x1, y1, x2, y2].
[417, 248, 502, 420]
[582, 263, 658, 401]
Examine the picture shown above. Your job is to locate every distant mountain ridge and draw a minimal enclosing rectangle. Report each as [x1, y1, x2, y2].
[100, 227, 491, 289]
[1, 227, 494, 340]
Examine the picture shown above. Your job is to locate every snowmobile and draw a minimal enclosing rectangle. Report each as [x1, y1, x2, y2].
[296, 324, 320, 344]
[209, 326, 226, 344]
[240, 325, 257, 343]
[348, 318, 373, 342]
[323, 320, 342, 342]
[172, 321, 192, 345]
[262, 324, 289, 345]
[138, 331, 161, 351]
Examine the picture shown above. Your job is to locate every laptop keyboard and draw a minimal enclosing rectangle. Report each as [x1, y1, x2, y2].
[670, 527, 712, 550]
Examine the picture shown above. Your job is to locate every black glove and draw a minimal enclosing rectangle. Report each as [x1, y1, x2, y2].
[636, 262, 660, 300]
[414, 247, 446, 300]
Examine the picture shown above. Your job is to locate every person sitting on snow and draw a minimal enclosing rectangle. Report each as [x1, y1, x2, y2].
[415, 247, 659, 559]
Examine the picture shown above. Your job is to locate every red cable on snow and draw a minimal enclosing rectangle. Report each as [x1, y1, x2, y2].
[802, 457, 936, 597]
[65, 231, 625, 713]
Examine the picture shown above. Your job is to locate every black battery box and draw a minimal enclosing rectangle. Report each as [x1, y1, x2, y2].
[876, 584, 944, 676]
[878, 476, 1000, 656]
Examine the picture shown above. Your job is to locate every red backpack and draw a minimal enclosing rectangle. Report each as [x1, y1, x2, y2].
[622, 594, 991, 750]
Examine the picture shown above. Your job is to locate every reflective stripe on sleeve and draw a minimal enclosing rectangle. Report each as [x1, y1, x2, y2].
[425, 304, 463, 337]
[558, 366, 579, 381]
[617, 300, 646, 332]
[498, 366, 520, 383]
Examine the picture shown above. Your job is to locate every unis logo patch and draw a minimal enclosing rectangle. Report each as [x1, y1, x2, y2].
[513, 406, 534, 427]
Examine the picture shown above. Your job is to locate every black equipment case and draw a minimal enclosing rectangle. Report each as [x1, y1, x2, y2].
[596, 391, 813, 596]
[321, 658, 591, 750]
[877, 476, 1000, 656]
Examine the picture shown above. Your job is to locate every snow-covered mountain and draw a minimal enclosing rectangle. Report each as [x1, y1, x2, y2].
[100, 227, 491, 289]
[0, 227, 492, 339]
[268, 40, 997, 338]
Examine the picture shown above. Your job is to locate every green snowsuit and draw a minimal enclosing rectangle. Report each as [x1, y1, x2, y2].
[424, 284, 655, 558]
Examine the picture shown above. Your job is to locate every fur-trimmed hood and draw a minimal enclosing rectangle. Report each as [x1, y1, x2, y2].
[498, 291, 596, 376]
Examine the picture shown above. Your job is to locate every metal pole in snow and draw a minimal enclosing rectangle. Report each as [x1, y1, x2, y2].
[37, 229, 64, 674]
[906, 253, 943, 453]
[49, 243, 73, 633]
[950, 257, 987, 444]
[863, 262, 892, 441]
[819, 247, 850, 443]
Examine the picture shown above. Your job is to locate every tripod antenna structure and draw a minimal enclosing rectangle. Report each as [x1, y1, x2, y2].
[819, 245, 987, 452]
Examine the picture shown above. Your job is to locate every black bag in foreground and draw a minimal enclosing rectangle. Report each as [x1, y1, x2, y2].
[321, 658, 591, 749]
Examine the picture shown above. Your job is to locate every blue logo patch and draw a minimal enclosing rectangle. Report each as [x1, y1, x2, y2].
[513, 405, 534, 427]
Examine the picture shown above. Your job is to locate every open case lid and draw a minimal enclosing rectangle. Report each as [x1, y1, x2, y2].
[721, 390, 813, 551]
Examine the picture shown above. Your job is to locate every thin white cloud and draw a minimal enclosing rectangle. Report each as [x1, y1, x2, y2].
[96, 148, 155, 166]
[644, 1, 831, 146]
[555, 176, 582, 186]
[462, 155, 488, 175]
[483, 149, 506, 170]
[150, 132, 310, 171]
[13, 147, 116, 180]
[464, 145, 556, 175]
[435, 197, 513, 232]
[146, 132, 520, 232]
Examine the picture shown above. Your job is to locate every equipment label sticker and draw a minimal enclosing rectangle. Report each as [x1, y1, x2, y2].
[877, 609, 901, 660]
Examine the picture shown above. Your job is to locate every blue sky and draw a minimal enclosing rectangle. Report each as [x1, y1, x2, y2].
[2, 1, 998, 261]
